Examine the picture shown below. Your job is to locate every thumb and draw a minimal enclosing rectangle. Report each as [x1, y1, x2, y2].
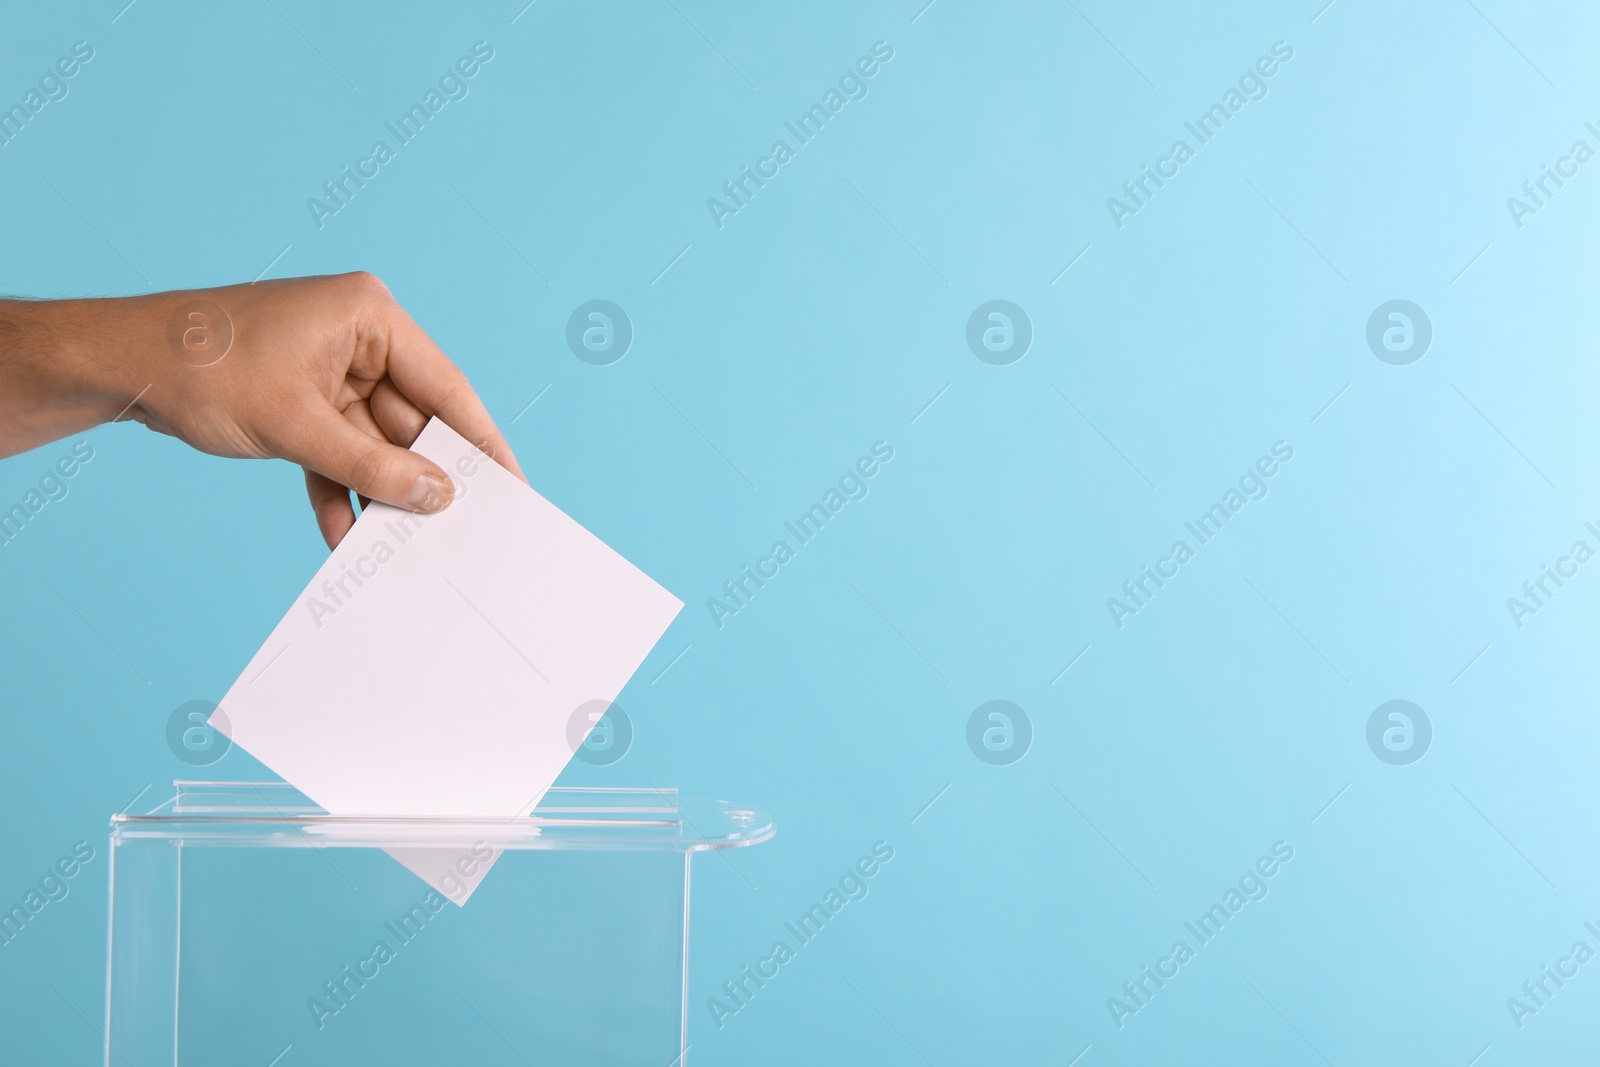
[302, 410, 456, 514]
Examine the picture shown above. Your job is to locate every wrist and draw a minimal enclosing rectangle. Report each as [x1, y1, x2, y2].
[0, 300, 104, 456]
[0, 296, 169, 450]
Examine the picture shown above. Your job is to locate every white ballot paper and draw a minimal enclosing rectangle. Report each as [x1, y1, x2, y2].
[212, 418, 682, 904]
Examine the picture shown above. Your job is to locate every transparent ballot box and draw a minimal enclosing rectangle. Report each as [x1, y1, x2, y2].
[106, 782, 774, 1066]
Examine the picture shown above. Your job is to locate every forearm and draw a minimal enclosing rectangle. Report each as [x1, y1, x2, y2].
[0, 296, 161, 458]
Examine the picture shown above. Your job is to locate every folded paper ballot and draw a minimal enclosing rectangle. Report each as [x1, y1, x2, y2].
[211, 418, 683, 903]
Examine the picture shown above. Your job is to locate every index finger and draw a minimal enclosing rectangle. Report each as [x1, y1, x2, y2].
[377, 304, 526, 483]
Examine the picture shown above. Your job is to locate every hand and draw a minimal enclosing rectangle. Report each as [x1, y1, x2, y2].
[0, 272, 523, 547]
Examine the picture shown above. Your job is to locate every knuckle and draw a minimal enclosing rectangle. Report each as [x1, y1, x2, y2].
[432, 378, 464, 411]
[341, 271, 392, 299]
[346, 443, 392, 492]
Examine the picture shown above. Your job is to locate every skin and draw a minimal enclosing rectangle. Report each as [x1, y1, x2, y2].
[0, 272, 523, 547]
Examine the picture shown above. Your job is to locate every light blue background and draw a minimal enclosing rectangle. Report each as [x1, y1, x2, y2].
[2, 0, 1598, 1062]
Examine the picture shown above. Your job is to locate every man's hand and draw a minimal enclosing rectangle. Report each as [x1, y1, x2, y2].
[0, 272, 523, 547]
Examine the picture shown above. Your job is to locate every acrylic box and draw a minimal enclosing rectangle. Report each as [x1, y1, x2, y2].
[105, 781, 773, 1066]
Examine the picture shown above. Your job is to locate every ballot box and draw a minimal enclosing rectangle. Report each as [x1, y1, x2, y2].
[105, 781, 774, 1066]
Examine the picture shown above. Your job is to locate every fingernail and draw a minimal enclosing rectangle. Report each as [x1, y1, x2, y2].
[409, 472, 453, 513]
